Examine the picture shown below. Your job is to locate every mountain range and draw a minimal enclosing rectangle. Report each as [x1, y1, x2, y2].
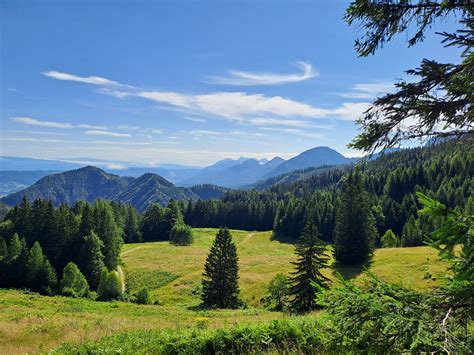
[0, 146, 357, 193]
[0, 166, 226, 212]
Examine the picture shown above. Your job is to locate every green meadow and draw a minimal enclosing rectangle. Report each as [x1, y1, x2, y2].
[0, 228, 450, 353]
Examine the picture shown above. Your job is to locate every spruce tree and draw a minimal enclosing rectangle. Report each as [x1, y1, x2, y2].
[381, 229, 399, 248]
[334, 169, 377, 265]
[289, 222, 330, 312]
[77, 232, 105, 289]
[401, 215, 423, 247]
[201, 228, 240, 308]
[0, 237, 6, 261]
[8, 233, 22, 261]
[124, 206, 141, 243]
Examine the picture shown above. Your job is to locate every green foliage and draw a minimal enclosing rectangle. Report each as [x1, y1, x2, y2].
[124, 206, 141, 243]
[134, 287, 152, 305]
[345, 0, 473, 152]
[380, 229, 399, 248]
[92, 200, 123, 270]
[0, 237, 7, 261]
[77, 232, 105, 290]
[8, 233, 22, 261]
[289, 223, 330, 312]
[401, 215, 423, 247]
[56, 317, 332, 354]
[320, 273, 471, 353]
[201, 228, 241, 308]
[261, 273, 289, 311]
[60, 262, 90, 298]
[97, 268, 123, 301]
[334, 169, 377, 265]
[418, 192, 473, 282]
[169, 223, 193, 246]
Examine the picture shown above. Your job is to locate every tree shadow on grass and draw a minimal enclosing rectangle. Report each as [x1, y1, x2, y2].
[332, 259, 373, 280]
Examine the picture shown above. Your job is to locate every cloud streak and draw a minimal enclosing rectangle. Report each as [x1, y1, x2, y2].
[338, 82, 393, 99]
[85, 130, 132, 138]
[205, 61, 317, 86]
[11, 117, 72, 129]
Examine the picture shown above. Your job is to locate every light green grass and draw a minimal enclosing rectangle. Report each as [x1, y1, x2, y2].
[0, 228, 450, 353]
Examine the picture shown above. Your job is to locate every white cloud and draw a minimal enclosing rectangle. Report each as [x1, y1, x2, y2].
[85, 130, 132, 138]
[11, 117, 72, 129]
[77, 124, 108, 130]
[338, 82, 393, 99]
[206, 61, 317, 86]
[42, 71, 123, 86]
[185, 116, 208, 123]
[328, 102, 371, 121]
[248, 118, 313, 128]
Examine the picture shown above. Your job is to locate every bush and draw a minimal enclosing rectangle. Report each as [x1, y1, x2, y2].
[97, 268, 123, 301]
[60, 262, 90, 298]
[169, 224, 193, 246]
[135, 287, 152, 305]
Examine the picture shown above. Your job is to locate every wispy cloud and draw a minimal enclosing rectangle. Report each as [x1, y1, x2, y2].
[185, 116, 208, 123]
[42, 71, 126, 87]
[43, 70, 369, 123]
[205, 61, 317, 86]
[338, 82, 393, 99]
[248, 118, 313, 128]
[11, 117, 107, 130]
[85, 130, 132, 138]
[11, 117, 72, 129]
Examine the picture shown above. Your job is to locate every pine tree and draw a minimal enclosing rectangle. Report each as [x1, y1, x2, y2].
[0, 237, 6, 261]
[381, 229, 399, 248]
[8, 233, 22, 261]
[401, 215, 423, 247]
[334, 169, 377, 265]
[97, 268, 123, 301]
[36, 258, 57, 295]
[289, 222, 330, 312]
[25, 241, 57, 294]
[201, 228, 240, 308]
[60, 262, 89, 298]
[169, 223, 193, 245]
[77, 232, 105, 289]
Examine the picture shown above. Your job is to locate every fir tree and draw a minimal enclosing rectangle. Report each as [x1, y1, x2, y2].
[201, 228, 240, 308]
[8, 233, 22, 261]
[401, 215, 423, 247]
[0, 237, 6, 261]
[334, 169, 377, 265]
[97, 268, 123, 301]
[289, 222, 330, 312]
[124, 206, 141, 243]
[77, 232, 105, 289]
[169, 223, 193, 245]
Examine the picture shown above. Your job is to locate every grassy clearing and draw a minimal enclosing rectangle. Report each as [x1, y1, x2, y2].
[0, 228, 450, 353]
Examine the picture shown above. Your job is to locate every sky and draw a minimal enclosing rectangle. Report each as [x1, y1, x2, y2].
[0, 0, 462, 167]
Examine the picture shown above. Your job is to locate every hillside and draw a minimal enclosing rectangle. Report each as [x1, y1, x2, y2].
[0, 166, 226, 211]
[0, 228, 450, 353]
[179, 157, 285, 187]
[0, 170, 58, 196]
[262, 146, 354, 180]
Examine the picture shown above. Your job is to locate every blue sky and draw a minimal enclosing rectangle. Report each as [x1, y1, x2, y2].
[0, 0, 461, 167]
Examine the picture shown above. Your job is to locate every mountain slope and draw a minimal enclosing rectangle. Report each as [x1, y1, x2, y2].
[0, 170, 59, 196]
[263, 146, 353, 179]
[179, 157, 285, 187]
[1, 166, 226, 211]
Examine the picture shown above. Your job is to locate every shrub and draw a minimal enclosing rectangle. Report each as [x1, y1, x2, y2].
[97, 268, 123, 301]
[169, 224, 193, 245]
[60, 262, 90, 298]
[135, 287, 152, 305]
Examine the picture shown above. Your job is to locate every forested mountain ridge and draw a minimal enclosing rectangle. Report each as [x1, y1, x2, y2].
[262, 146, 354, 180]
[1, 166, 225, 211]
[183, 137, 473, 242]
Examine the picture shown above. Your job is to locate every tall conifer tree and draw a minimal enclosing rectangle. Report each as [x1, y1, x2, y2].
[201, 228, 240, 308]
[334, 169, 377, 265]
[289, 222, 330, 312]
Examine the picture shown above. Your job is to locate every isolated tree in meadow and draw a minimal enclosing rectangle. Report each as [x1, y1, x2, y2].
[345, 0, 473, 153]
[262, 273, 289, 311]
[289, 222, 330, 312]
[60, 262, 90, 298]
[77, 232, 105, 289]
[381, 229, 399, 248]
[170, 223, 194, 245]
[334, 169, 377, 265]
[201, 228, 240, 308]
